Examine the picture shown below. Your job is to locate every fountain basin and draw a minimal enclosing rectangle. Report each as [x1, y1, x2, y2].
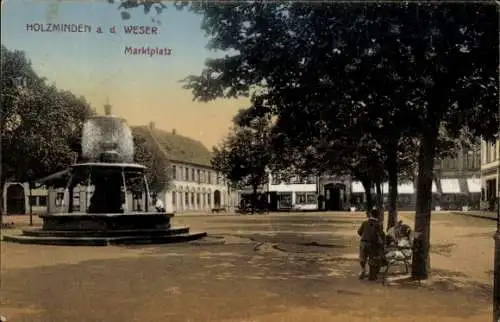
[3, 213, 207, 246]
[40, 212, 174, 231]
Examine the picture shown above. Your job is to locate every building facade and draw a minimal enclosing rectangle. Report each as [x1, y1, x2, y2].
[267, 174, 318, 210]
[259, 143, 482, 212]
[2, 182, 48, 215]
[434, 145, 482, 210]
[134, 123, 237, 213]
[480, 139, 499, 211]
[165, 161, 236, 212]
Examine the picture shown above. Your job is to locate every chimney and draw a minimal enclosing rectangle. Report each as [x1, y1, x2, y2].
[172, 129, 176, 135]
[149, 122, 155, 130]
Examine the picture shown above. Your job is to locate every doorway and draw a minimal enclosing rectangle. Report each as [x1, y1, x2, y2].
[324, 183, 344, 211]
[6, 184, 26, 214]
[214, 190, 221, 208]
[268, 192, 278, 211]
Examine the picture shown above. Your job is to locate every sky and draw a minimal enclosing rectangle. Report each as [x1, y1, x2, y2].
[1, 0, 248, 149]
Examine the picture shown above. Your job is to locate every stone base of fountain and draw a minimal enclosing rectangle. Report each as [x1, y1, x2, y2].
[3, 213, 207, 246]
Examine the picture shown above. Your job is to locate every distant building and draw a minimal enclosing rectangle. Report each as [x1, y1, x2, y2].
[2, 182, 48, 215]
[434, 145, 482, 210]
[260, 143, 481, 212]
[267, 173, 318, 211]
[132, 122, 237, 213]
[480, 139, 499, 211]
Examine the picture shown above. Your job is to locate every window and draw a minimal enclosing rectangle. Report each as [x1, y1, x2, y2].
[185, 167, 189, 181]
[296, 192, 317, 205]
[191, 192, 195, 205]
[278, 193, 293, 208]
[185, 192, 189, 205]
[55, 192, 64, 206]
[474, 151, 481, 168]
[29, 196, 37, 206]
[197, 169, 201, 184]
[172, 165, 177, 180]
[306, 193, 317, 204]
[296, 193, 306, 204]
[207, 193, 211, 205]
[207, 171, 212, 184]
[38, 196, 47, 206]
[172, 191, 176, 205]
[196, 193, 200, 206]
[72, 194, 80, 212]
[486, 143, 492, 163]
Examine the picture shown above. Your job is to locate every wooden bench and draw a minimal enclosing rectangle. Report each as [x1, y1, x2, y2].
[380, 236, 414, 285]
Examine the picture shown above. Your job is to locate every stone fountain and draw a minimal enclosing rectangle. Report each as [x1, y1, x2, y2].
[3, 103, 207, 245]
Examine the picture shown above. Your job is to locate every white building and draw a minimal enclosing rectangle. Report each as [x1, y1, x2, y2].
[267, 173, 318, 210]
[133, 123, 237, 213]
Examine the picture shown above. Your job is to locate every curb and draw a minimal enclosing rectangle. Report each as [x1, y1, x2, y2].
[450, 211, 497, 221]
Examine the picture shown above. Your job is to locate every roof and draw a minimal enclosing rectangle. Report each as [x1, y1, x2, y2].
[131, 126, 212, 167]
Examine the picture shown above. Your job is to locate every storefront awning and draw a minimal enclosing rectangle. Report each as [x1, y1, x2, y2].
[382, 182, 427, 194]
[398, 182, 414, 194]
[441, 178, 461, 194]
[351, 181, 365, 193]
[354, 182, 415, 194]
[432, 181, 438, 193]
[467, 178, 481, 193]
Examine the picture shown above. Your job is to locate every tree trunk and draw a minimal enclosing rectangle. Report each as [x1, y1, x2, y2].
[251, 184, 258, 214]
[411, 129, 439, 280]
[29, 182, 33, 226]
[0, 178, 5, 228]
[361, 179, 373, 214]
[375, 181, 384, 225]
[387, 146, 399, 230]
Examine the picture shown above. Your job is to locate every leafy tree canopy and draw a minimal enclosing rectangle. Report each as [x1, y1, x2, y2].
[1, 45, 94, 186]
[180, 3, 498, 278]
[212, 108, 272, 193]
[131, 129, 171, 194]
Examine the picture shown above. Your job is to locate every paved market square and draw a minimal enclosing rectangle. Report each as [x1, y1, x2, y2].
[0, 212, 495, 321]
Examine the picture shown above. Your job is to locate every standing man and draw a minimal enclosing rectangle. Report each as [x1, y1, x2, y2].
[357, 209, 385, 280]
